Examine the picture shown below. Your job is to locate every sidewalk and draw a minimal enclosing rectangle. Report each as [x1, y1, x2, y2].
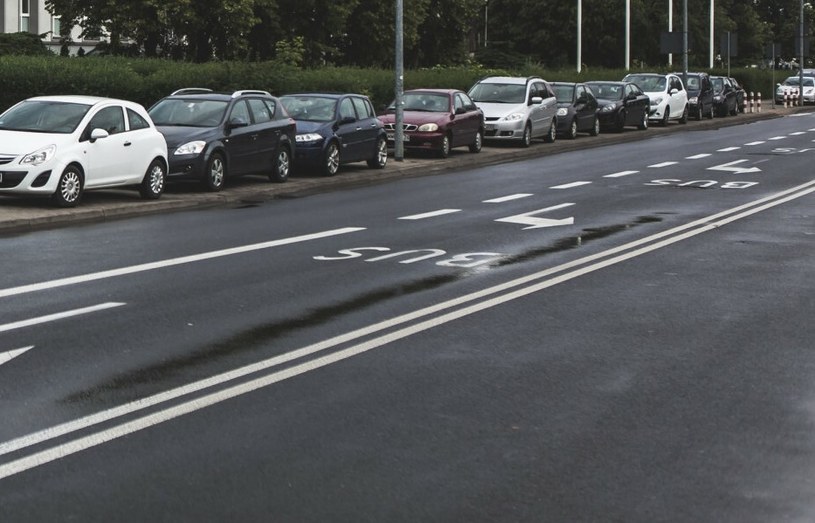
[0, 103, 807, 234]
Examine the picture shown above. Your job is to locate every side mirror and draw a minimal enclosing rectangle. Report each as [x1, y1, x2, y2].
[669, 88, 679, 95]
[455, 106, 468, 115]
[90, 128, 109, 143]
[228, 117, 249, 129]
[339, 115, 356, 124]
[577, 95, 588, 104]
[530, 96, 543, 105]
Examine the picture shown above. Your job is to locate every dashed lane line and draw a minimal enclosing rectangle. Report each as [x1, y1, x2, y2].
[550, 181, 592, 189]
[398, 209, 462, 220]
[483, 194, 533, 203]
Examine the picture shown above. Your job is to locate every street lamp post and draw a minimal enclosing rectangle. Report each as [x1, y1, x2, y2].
[577, 0, 582, 73]
[625, 0, 630, 70]
[394, 0, 404, 161]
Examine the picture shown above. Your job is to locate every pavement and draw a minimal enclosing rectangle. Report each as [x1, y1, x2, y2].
[0, 102, 807, 234]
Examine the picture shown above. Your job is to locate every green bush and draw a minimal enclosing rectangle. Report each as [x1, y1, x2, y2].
[0, 32, 51, 57]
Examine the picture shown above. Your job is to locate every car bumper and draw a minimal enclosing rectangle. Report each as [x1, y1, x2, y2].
[386, 130, 445, 150]
[0, 161, 65, 195]
[167, 154, 208, 180]
[596, 111, 621, 127]
[483, 120, 525, 141]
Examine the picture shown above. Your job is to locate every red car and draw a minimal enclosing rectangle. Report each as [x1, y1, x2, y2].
[380, 89, 484, 158]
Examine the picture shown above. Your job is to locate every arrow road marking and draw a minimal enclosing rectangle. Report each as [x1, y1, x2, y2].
[0, 303, 125, 334]
[496, 203, 575, 230]
[706, 159, 762, 175]
[0, 347, 33, 368]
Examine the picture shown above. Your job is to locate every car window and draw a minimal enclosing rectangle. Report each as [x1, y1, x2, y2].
[686, 76, 699, 89]
[280, 96, 335, 122]
[247, 98, 272, 123]
[469, 83, 526, 104]
[351, 97, 371, 119]
[459, 92, 476, 108]
[453, 93, 465, 111]
[588, 83, 623, 100]
[0, 100, 90, 133]
[402, 93, 450, 112]
[148, 99, 228, 127]
[339, 98, 356, 120]
[127, 108, 150, 131]
[87, 106, 125, 135]
[554, 84, 574, 103]
[229, 100, 251, 124]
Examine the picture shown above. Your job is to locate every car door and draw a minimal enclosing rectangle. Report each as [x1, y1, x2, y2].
[123, 107, 157, 181]
[452, 92, 479, 146]
[246, 97, 279, 174]
[350, 96, 379, 161]
[81, 105, 133, 187]
[574, 85, 596, 129]
[224, 99, 255, 176]
[669, 75, 687, 118]
[334, 96, 365, 161]
[624, 84, 646, 125]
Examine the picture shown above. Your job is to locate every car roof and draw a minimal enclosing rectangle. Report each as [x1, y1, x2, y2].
[405, 88, 458, 95]
[165, 89, 274, 101]
[477, 76, 543, 84]
[586, 81, 626, 85]
[281, 93, 368, 99]
[27, 95, 126, 106]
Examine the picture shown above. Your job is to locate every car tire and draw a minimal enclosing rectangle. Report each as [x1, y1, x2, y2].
[661, 107, 670, 126]
[589, 117, 600, 136]
[567, 119, 578, 139]
[203, 153, 225, 192]
[520, 123, 532, 148]
[323, 141, 340, 176]
[468, 129, 483, 153]
[438, 134, 452, 158]
[52, 164, 83, 208]
[269, 146, 291, 183]
[543, 119, 556, 143]
[679, 104, 688, 124]
[367, 136, 388, 168]
[139, 158, 166, 199]
[637, 110, 648, 130]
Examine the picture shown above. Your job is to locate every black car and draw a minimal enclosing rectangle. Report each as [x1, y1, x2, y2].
[280, 93, 388, 176]
[552, 82, 600, 138]
[729, 77, 747, 113]
[711, 76, 739, 117]
[585, 81, 650, 132]
[679, 72, 714, 120]
[148, 88, 296, 191]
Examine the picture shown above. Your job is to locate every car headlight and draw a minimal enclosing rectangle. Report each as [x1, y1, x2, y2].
[556, 108, 568, 117]
[501, 113, 524, 122]
[650, 96, 664, 106]
[174, 140, 206, 156]
[601, 103, 617, 113]
[688, 96, 698, 104]
[714, 95, 722, 102]
[417, 123, 438, 132]
[20, 144, 56, 166]
[295, 133, 323, 143]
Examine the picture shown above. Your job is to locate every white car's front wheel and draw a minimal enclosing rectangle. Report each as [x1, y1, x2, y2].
[52, 165, 84, 208]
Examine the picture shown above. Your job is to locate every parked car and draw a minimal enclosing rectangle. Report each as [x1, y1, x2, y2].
[678, 72, 714, 120]
[0, 95, 167, 207]
[551, 82, 600, 138]
[622, 72, 688, 126]
[729, 77, 747, 112]
[775, 75, 815, 105]
[280, 93, 387, 176]
[711, 76, 739, 116]
[585, 81, 650, 132]
[148, 88, 296, 191]
[468, 76, 558, 146]
[379, 89, 483, 158]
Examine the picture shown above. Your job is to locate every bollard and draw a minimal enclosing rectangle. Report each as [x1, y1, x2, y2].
[748, 92, 754, 113]
[795, 88, 800, 106]
[757, 92, 761, 113]
[784, 90, 789, 108]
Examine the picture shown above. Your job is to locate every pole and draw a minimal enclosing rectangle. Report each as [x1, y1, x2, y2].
[625, 0, 630, 70]
[709, 0, 714, 69]
[577, 0, 582, 73]
[799, 0, 804, 97]
[394, 0, 404, 161]
[484, 1, 488, 47]
[682, 0, 688, 83]
[668, 0, 673, 67]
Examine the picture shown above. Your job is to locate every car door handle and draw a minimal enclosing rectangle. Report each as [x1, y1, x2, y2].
[124, 142, 132, 146]
[355, 127, 362, 131]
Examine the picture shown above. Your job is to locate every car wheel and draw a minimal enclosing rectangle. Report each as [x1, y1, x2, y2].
[567, 119, 578, 139]
[661, 107, 670, 126]
[52, 164, 83, 208]
[707, 105, 715, 119]
[367, 136, 388, 168]
[695, 105, 703, 120]
[323, 141, 340, 176]
[139, 158, 166, 199]
[679, 104, 688, 124]
[543, 119, 556, 143]
[468, 129, 483, 153]
[520, 123, 532, 147]
[203, 153, 225, 192]
[438, 133, 452, 158]
[637, 110, 648, 130]
[589, 116, 600, 136]
[269, 146, 291, 183]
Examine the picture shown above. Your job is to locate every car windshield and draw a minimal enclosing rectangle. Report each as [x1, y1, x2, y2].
[468, 83, 526, 103]
[553, 85, 575, 103]
[0, 100, 90, 133]
[280, 96, 336, 122]
[711, 78, 725, 93]
[587, 83, 624, 100]
[783, 77, 815, 87]
[395, 93, 450, 112]
[148, 99, 228, 127]
[685, 76, 700, 89]
[626, 75, 666, 92]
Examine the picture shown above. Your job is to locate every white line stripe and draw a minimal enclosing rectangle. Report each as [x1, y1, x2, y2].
[745, 141, 765, 146]
[483, 194, 533, 203]
[647, 161, 678, 168]
[769, 136, 786, 141]
[0, 347, 33, 367]
[603, 170, 639, 178]
[3, 181, 815, 480]
[0, 228, 365, 300]
[790, 131, 806, 136]
[549, 181, 592, 189]
[686, 154, 711, 159]
[717, 147, 741, 152]
[0, 303, 125, 334]
[398, 209, 461, 220]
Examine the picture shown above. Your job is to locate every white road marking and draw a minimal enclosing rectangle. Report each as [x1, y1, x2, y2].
[0, 228, 365, 300]
[647, 161, 678, 168]
[686, 154, 711, 159]
[3, 180, 815, 480]
[745, 141, 765, 146]
[0, 347, 33, 368]
[769, 136, 786, 140]
[0, 303, 125, 334]
[717, 147, 741, 152]
[398, 209, 461, 220]
[707, 159, 762, 175]
[604, 170, 639, 178]
[549, 181, 592, 189]
[495, 203, 575, 229]
[790, 131, 806, 136]
[483, 194, 533, 203]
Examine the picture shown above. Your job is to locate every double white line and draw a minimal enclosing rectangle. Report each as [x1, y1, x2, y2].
[1, 180, 814, 480]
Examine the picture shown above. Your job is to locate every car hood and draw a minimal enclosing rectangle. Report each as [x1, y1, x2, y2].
[156, 126, 217, 149]
[380, 111, 451, 126]
[474, 102, 527, 119]
[0, 130, 74, 157]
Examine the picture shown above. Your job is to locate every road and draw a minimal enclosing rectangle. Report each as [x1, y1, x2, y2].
[1, 112, 814, 521]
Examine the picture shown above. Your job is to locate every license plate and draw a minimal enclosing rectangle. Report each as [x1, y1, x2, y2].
[387, 132, 409, 142]
[485, 124, 495, 131]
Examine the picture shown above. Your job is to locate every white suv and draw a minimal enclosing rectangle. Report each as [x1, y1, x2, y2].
[622, 73, 688, 126]
[468, 76, 558, 146]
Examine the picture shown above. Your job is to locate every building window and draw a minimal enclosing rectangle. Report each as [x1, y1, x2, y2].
[52, 16, 61, 37]
[20, 0, 30, 32]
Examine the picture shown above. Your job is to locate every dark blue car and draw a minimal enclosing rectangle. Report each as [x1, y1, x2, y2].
[280, 93, 388, 176]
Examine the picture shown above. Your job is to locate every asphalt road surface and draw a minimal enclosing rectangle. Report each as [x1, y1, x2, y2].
[1, 113, 814, 522]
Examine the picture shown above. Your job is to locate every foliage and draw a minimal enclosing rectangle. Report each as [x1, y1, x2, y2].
[0, 32, 52, 56]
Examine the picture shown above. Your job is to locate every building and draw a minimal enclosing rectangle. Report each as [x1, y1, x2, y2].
[1, 0, 99, 55]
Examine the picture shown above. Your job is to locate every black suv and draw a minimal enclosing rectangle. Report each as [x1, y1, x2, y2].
[148, 89, 296, 191]
[678, 72, 714, 120]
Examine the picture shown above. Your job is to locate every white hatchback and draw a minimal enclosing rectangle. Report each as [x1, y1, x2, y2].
[622, 73, 689, 126]
[0, 96, 168, 207]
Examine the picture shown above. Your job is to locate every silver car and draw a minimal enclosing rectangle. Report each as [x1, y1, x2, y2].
[468, 76, 559, 147]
